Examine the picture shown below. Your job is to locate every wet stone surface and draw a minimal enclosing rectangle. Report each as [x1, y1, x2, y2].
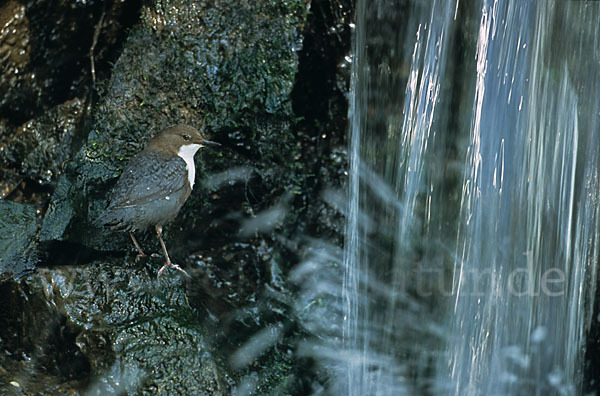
[0, 98, 87, 204]
[0, 0, 139, 124]
[0, 0, 353, 394]
[0, 260, 232, 395]
[0, 201, 39, 278]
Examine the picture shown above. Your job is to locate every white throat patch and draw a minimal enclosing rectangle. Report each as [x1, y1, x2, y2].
[177, 144, 202, 189]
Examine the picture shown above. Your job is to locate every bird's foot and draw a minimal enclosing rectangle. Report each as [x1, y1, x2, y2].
[157, 260, 191, 278]
[134, 251, 148, 263]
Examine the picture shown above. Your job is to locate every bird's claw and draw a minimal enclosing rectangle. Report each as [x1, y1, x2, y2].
[157, 261, 191, 278]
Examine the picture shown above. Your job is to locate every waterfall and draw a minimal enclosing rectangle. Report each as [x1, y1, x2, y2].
[447, 2, 600, 395]
[343, 1, 600, 395]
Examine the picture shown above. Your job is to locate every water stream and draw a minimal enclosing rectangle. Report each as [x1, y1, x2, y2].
[343, 1, 600, 395]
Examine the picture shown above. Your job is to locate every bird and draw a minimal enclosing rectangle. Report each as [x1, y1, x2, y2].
[94, 124, 220, 277]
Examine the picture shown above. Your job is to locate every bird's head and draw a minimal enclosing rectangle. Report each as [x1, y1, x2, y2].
[147, 124, 220, 156]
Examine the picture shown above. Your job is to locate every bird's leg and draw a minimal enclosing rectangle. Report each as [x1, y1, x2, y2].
[129, 232, 147, 262]
[155, 225, 190, 278]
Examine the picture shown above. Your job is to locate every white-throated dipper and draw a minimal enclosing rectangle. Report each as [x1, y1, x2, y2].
[94, 124, 219, 277]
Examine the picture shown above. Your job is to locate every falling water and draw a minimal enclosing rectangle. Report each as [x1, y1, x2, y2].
[344, 0, 459, 394]
[343, 1, 600, 395]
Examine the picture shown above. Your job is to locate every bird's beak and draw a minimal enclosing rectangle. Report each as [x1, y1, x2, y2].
[202, 138, 221, 147]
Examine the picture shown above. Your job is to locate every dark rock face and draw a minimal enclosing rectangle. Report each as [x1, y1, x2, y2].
[0, 201, 38, 276]
[0, 0, 140, 203]
[0, 262, 232, 394]
[0, 0, 353, 394]
[0, 0, 139, 123]
[0, 98, 86, 204]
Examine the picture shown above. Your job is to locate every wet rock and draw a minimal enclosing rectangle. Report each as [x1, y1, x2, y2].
[186, 237, 312, 395]
[28, 0, 316, 393]
[0, 0, 140, 124]
[0, 1, 31, 121]
[42, 0, 309, 253]
[0, 98, 87, 204]
[0, 0, 355, 393]
[0, 280, 89, 394]
[39, 170, 88, 245]
[0, 0, 141, 207]
[291, 0, 353, 149]
[0, 200, 38, 278]
[0, 259, 231, 395]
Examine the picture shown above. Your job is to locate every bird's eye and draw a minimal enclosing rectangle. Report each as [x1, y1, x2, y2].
[182, 134, 191, 141]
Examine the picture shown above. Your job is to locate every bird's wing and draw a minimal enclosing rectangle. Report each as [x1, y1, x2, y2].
[107, 151, 189, 208]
